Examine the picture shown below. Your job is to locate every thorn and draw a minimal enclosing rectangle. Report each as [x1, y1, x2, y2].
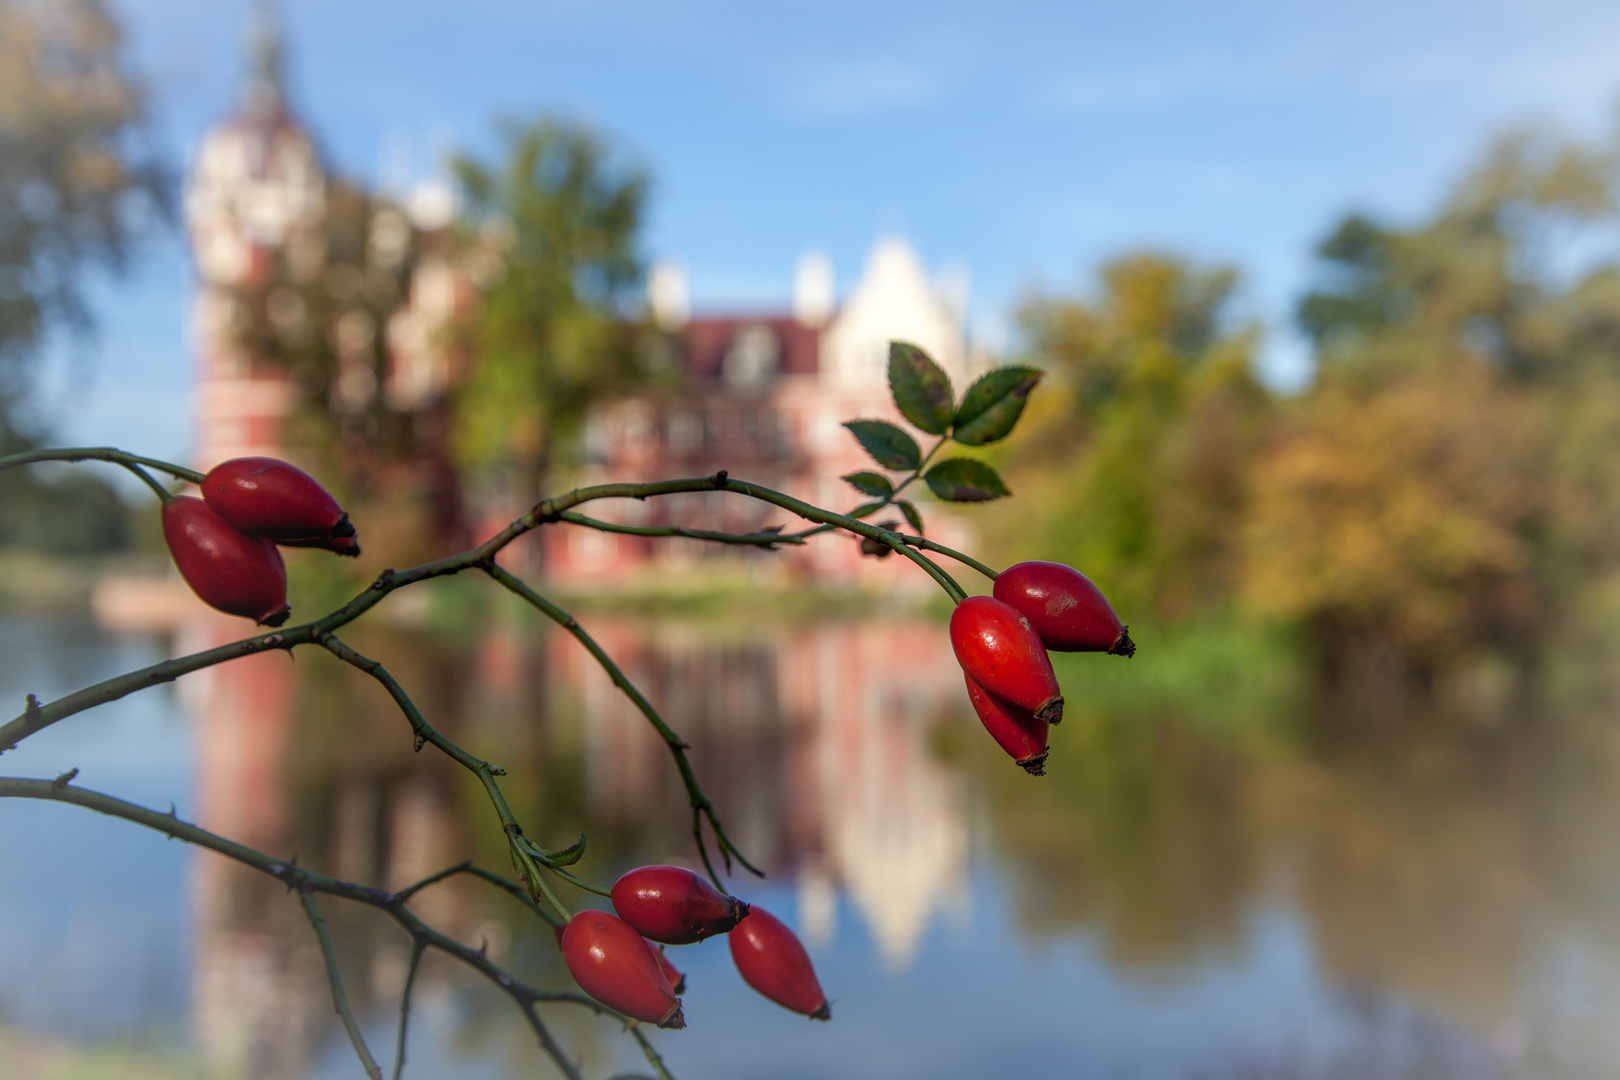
[25, 693, 41, 712]
[478, 937, 489, 957]
[168, 801, 178, 817]
[51, 767, 78, 789]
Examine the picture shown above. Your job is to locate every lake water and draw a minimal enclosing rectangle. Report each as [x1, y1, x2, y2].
[3, 609, 1620, 1079]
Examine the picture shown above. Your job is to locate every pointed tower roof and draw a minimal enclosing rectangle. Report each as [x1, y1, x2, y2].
[243, 0, 286, 118]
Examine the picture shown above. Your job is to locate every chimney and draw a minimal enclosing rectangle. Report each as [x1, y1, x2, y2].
[793, 249, 835, 327]
[648, 259, 689, 330]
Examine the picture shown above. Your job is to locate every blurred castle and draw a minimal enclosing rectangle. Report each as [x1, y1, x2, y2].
[185, 5, 978, 582]
[548, 243, 976, 581]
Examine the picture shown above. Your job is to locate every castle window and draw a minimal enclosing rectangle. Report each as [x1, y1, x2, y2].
[723, 323, 780, 388]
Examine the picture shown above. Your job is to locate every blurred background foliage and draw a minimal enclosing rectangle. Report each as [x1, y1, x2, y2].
[985, 125, 1620, 709]
[448, 118, 655, 501]
[0, 0, 169, 552]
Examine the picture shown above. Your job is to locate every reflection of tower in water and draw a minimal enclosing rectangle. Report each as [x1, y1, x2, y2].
[179, 617, 472, 1079]
[565, 617, 970, 970]
[179, 618, 324, 1079]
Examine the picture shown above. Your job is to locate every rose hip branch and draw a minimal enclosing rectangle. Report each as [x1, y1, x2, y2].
[0, 342, 1132, 1080]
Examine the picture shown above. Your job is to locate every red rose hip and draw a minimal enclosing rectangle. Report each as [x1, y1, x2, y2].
[965, 675, 1049, 775]
[647, 940, 686, 994]
[611, 864, 748, 944]
[200, 457, 355, 543]
[162, 497, 290, 626]
[560, 910, 684, 1028]
[949, 595, 1064, 724]
[993, 561, 1134, 656]
[728, 907, 830, 1020]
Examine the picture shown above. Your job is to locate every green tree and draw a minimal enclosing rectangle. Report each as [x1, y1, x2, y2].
[0, 0, 169, 550]
[450, 117, 651, 501]
[993, 253, 1267, 620]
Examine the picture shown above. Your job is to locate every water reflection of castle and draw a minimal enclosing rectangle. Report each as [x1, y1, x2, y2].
[565, 619, 970, 967]
[175, 610, 969, 1075]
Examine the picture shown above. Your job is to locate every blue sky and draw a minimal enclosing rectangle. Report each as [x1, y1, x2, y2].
[41, 0, 1620, 465]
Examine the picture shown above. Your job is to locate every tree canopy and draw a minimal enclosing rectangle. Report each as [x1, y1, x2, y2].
[0, 0, 169, 551]
[449, 117, 651, 498]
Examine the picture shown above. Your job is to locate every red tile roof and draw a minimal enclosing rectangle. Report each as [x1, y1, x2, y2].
[679, 316, 822, 379]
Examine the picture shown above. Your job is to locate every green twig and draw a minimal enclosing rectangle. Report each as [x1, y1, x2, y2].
[316, 635, 576, 922]
[122, 463, 174, 503]
[0, 446, 205, 484]
[890, 433, 950, 500]
[391, 940, 425, 1080]
[631, 1027, 679, 1080]
[556, 511, 804, 548]
[897, 533, 999, 582]
[395, 860, 553, 923]
[301, 890, 384, 1079]
[484, 564, 763, 886]
[712, 475, 966, 601]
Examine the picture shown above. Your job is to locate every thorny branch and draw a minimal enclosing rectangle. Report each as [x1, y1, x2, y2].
[0, 776, 653, 1080]
[392, 940, 427, 1080]
[314, 634, 576, 920]
[484, 563, 763, 886]
[301, 889, 384, 1079]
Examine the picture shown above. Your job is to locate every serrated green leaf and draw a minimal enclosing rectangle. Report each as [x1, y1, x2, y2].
[849, 500, 886, 519]
[842, 471, 895, 498]
[952, 366, 1044, 446]
[924, 457, 1011, 502]
[888, 341, 954, 435]
[533, 833, 588, 866]
[844, 419, 921, 471]
[897, 499, 924, 534]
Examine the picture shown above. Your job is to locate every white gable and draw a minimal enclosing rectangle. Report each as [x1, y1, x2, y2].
[820, 236, 966, 389]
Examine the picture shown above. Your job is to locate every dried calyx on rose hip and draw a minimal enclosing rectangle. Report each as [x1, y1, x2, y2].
[201, 457, 357, 546]
[278, 533, 361, 557]
[964, 674, 1049, 775]
[611, 864, 749, 944]
[949, 595, 1065, 724]
[560, 910, 685, 1028]
[729, 906, 831, 1020]
[993, 560, 1134, 657]
[162, 496, 291, 626]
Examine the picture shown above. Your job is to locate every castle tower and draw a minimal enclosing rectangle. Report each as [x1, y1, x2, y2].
[184, 1, 324, 469]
